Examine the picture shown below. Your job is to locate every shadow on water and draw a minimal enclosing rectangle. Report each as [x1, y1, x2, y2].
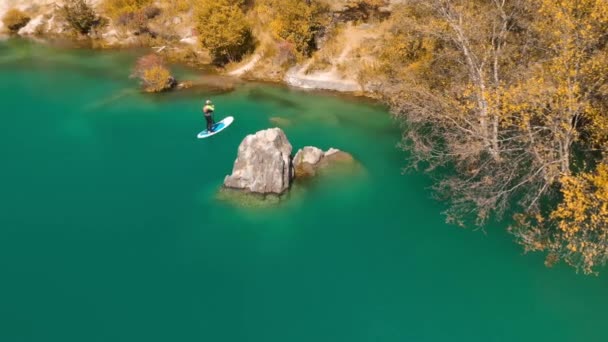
[82, 88, 140, 111]
[140, 84, 238, 104]
[247, 87, 304, 110]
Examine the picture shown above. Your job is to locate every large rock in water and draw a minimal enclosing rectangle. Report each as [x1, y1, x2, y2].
[223, 128, 293, 194]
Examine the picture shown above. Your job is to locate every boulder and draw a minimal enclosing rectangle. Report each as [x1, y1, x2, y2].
[179, 36, 197, 45]
[18, 14, 43, 35]
[223, 128, 293, 194]
[221, 128, 359, 206]
[293, 146, 356, 178]
[323, 148, 355, 164]
[293, 146, 324, 178]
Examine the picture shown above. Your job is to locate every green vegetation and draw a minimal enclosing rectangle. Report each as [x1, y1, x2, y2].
[2, 9, 30, 32]
[194, 0, 253, 65]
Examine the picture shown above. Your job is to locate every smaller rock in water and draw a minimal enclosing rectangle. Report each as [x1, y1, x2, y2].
[293, 146, 356, 178]
[322, 148, 354, 164]
[293, 146, 324, 178]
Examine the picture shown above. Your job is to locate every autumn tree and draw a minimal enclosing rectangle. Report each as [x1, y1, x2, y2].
[255, 0, 329, 57]
[379, 0, 537, 225]
[62, 0, 100, 35]
[131, 54, 176, 92]
[2, 9, 31, 32]
[381, 0, 608, 273]
[102, 0, 152, 19]
[506, 0, 608, 274]
[340, 0, 389, 22]
[512, 164, 608, 274]
[195, 0, 253, 65]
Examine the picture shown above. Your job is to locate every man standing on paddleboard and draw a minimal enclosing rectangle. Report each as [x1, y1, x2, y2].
[203, 99, 215, 132]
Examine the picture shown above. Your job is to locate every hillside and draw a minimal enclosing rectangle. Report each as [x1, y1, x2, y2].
[0, 0, 401, 92]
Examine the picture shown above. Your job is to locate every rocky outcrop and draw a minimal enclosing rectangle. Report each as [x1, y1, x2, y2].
[17, 14, 42, 35]
[223, 128, 293, 195]
[293, 146, 324, 178]
[293, 147, 356, 178]
[285, 67, 363, 93]
[222, 127, 359, 206]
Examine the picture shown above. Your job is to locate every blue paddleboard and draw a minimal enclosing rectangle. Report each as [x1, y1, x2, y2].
[197, 116, 234, 139]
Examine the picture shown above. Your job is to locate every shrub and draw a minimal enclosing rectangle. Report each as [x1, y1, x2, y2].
[116, 11, 135, 26]
[274, 40, 297, 66]
[257, 0, 329, 57]
[195, 0, 253, 65]
[160, 0, 191, 16]
[2, 9, 31, 32]
[341, 0, 389, 22]
[103, 0, 152, 19]
[142, 5, 161, 19]
[62, 0, 99, 34]
[131, 54, 176, 92]
[117, 10, 148, 34]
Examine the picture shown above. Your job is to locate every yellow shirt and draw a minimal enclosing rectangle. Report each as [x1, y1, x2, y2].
[203, 104, 215, 114]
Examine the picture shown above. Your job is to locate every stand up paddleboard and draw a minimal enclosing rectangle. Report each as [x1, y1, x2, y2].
[197, 116, 234, 139]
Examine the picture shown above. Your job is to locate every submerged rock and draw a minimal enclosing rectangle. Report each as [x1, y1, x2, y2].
[269, 116, 292, 127]
[223, 128, 293, 195]
[216, 187, 283, 208]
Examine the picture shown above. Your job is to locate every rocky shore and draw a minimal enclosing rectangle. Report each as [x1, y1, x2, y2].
[0, 0, 404, 94]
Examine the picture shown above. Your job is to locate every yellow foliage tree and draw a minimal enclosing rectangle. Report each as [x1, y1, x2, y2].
[141, 66, 173, 92]
[194, 0, 253, 65]
[102, 0, 151, 19]
[131, 54, 176, 93]
[2, 9, 30, 32]
[549, 164, 608, 274]
[256, 0, 328, 57]
[381, 0, 608, 275]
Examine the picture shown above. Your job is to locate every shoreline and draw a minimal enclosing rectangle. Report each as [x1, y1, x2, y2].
[1, 34, 384, 107]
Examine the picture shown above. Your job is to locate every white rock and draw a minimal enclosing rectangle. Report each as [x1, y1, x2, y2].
[325, 148, 341, 157]
[179, 36, 198, 45]
[18, 14, 44, 35]
[224, 128, 293, 194]
[294, 146, 325, 166]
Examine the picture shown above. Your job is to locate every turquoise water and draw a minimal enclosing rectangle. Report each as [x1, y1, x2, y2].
[1, 39, 608, 342]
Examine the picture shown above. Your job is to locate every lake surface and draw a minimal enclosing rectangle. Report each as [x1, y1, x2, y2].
[1, 38, 608, 342]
